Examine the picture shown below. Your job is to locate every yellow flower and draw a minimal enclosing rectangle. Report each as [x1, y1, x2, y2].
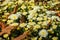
[52, 25, 57, 29]
[47, 20, 51, 23]
[8, 2, 12, 7]
[4, 12, 10, 16]
[39, 2, 42, 5]
[0, 9, 1, 11]
[1, 0, 10, 6]
[34, 13, 38, 17]
[7, 20, 13, 24]
[52, 37, 58, 40]
[38, 37, 42, 40]
[28, 14, 34, 19]
[32, 17, 36, 20]
[3, 6, 8, 10]
[34, 24, 41, 30]
[22, 12, 27, 15]
[20, 23, 27, 27]
[21, 4, 26, 9]
[43, 16, 47, 20]
[38, 22, 42, 25]
[42, 26, 47, 29]
[17, 27, 20, 30]
[33, 6, 40, 11]
[10, 23, 19, 26]
[29, 10, 36, 14]
[31, 37, 37, 40]
[28, 2, 35, 6]
[28, 22, 36, 26]
[37, 17, 43, 21]
[2, 19, 6, 22]
[18, 0, 23, 4]
[29, 19, 33, 22]
[39, 29, 48, 37]
[42, 21, 48, 26]
[8, 14, 19, 20]
[28, 6, 31, 10]
[30, 0, 34, 2]
[2, 15, 6, 18]
[27, 25, 31, 28]
[47, 29, 54, 34]
[15, 1, 18, 4]
[25, 28, 28, 31]
[3, 34, 8, 38]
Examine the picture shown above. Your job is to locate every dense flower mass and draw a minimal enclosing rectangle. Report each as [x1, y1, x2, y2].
[0, 0, 60, 40]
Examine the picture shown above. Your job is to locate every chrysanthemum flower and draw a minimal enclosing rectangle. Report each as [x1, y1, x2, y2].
[39, 29, 48, 37]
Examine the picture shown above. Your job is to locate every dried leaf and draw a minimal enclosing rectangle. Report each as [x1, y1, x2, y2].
[13, 31, 30, 40]
[11, 4, 18, 14]
[20, 15, 26, 23]
[0, 22, 5, 31]
[56, 11, 60, 17]
[0, 25, 16, 35]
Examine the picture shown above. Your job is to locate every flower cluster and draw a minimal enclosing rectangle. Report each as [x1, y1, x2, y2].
[0, 0, 60, 40]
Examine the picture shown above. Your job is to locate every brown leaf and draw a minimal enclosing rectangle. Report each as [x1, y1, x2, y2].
[0, 22, 5, 31]
[0, 25, 16, 35]
[13, 31, 30, 40]
[20, 15, 26, 23]
[11, 3, 18, 14]
[56, 10, 60, 17]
